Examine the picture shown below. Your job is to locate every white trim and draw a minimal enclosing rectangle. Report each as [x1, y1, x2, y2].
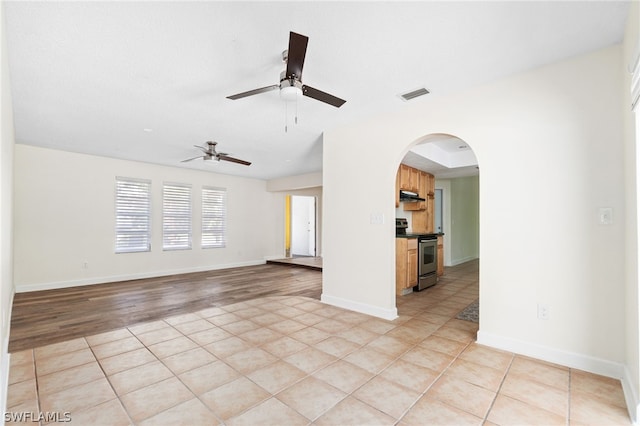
[477, 330, 624, 378]
[263, 254, 287, 261]
[477, 330, 638, 422]
[14, 260, 267, 293]
[1, 290, 14, 423]
[450, 255, 478, 267]
[1, 352, 10, 422]
[477, 330, 640, 425]
[622, 365, 640, 425]
[321, 293, 398, 320]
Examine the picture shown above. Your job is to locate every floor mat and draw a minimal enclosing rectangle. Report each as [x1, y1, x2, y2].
[456, 299, 479, 323]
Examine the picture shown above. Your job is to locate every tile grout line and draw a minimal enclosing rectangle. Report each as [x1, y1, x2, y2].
[138, 321, 229, 426]
[32, 349, 42, 426]
[482, 351, 515, 425]
[392, 338, 475, 425]
[86, 336, 137, 426]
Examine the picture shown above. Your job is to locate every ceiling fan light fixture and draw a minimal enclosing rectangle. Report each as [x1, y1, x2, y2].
[280, 79, 302, 102]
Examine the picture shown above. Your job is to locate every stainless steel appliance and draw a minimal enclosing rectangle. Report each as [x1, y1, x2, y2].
[395, 218, 438, 291]
[416, 235, 437, 291]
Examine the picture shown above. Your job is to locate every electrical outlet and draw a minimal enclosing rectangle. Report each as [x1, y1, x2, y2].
[537, 303, 549, 320]
[598, 207, 613, 225]
[370, 212, 385, 225]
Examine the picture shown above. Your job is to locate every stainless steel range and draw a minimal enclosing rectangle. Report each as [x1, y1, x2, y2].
[416, 235, 437, 290]
[396, 218, 438, 291]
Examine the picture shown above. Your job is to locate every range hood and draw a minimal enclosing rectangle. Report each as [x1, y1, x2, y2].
[399, 190, 425, 202]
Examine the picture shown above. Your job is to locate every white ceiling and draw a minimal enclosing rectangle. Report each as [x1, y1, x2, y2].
[3, 1, 630, 180]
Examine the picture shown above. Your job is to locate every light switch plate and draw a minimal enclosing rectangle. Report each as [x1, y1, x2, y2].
[370, 212, 385, 225]
[598, 207, 613, 225]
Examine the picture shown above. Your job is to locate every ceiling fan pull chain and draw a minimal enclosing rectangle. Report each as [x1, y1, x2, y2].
[285, 101, 288, 133]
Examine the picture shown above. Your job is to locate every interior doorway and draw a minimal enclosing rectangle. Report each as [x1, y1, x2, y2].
[287, 195, 316, 257]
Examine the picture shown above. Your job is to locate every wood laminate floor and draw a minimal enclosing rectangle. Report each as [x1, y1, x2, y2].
[9, 264, 322, 352]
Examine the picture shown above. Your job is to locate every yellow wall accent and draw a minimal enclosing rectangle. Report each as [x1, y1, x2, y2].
[285, 195, 291, 256]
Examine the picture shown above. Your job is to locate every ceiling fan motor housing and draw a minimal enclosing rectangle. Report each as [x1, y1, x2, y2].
[279, 72, 302, 101]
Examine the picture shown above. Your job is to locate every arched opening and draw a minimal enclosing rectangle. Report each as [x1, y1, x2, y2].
[394, 133, 480, 325]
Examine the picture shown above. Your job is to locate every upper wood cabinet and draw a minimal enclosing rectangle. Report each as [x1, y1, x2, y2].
[395, 168, 401, 207]
[403, 171, 428, 211]
[395, 164, 436, 234]
[399, 164, 419, 193]
[426, 173, 435, 198]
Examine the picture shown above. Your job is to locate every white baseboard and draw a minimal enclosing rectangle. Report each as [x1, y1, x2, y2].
[450, 255, 478, 266]
[477, 330, 625, 378]
[478, 330, 638, 424]
[622, 365, 640, 425]
[1, 351, 9, 422]
[15, 260, 267, 293]
[263, 255, 286, 261]
[1, 290, 14, 423]
[320, 294, 398, 320]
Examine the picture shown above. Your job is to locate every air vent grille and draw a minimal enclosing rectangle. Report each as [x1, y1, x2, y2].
[399, 87, 430, 101]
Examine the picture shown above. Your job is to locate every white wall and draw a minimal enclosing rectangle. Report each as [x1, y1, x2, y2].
[624, 0, 640, 421]
[446, 176, 480, 266]
[13, 145, 285, 291]
[0, 2, 15, 418]
[323, 45, 627, 379]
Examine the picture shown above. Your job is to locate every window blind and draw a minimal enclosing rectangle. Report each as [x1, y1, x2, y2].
[163, 183, 192, 250]
[115, 177, 151, 253]
[202, 187, 226, 248]
[632, 49, 639, 112]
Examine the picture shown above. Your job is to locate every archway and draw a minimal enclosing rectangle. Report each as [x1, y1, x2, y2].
[394, 133, 480, 314]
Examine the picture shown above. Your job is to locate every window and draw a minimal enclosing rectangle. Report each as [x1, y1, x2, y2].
[115, 177, 151, 253]
[163, 183, 192, 250]
[202, 187, 226, 248]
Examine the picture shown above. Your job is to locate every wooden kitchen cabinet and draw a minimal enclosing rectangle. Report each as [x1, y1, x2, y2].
[396, 238, 418, 295]
[408, 170, 435, 233]
[395, 167, 400, 207]
[437, 235, 444, 276]
[403, 171, 428, 211]
[426, 173, 435, 198]
[399, 164, 419, 193]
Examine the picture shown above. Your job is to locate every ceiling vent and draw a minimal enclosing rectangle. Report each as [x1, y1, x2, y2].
[399, 87, 430, 101]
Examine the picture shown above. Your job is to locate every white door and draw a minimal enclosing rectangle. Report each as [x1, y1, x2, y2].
[291, 196, 316, 256]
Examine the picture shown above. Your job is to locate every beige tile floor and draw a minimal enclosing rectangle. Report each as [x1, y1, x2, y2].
[6, 264, 631, 425]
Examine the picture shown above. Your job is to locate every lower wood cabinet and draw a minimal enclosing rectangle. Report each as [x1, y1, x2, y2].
[437, 235, 444, 276]
[396, 237, 418, 295]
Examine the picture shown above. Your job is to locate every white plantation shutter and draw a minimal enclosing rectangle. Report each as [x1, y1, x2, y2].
[202, 187, 226, 248]
[632, 49, 639, 112]
[163, 183, 192, 250]
[115, 177, 151, 253]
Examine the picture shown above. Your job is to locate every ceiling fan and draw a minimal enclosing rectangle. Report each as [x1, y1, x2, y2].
[181, 141, 251, 166]
[226, 31, 346, 108]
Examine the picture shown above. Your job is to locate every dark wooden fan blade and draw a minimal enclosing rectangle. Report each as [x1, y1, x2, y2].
[285, 32, 308, 80]
[302, 85, 346, 107]
[219, 155, 251, 166]
[227, 85, 279, 100]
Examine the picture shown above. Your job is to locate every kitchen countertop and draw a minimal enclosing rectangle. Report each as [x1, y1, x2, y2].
[396, 233, 444, 238]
